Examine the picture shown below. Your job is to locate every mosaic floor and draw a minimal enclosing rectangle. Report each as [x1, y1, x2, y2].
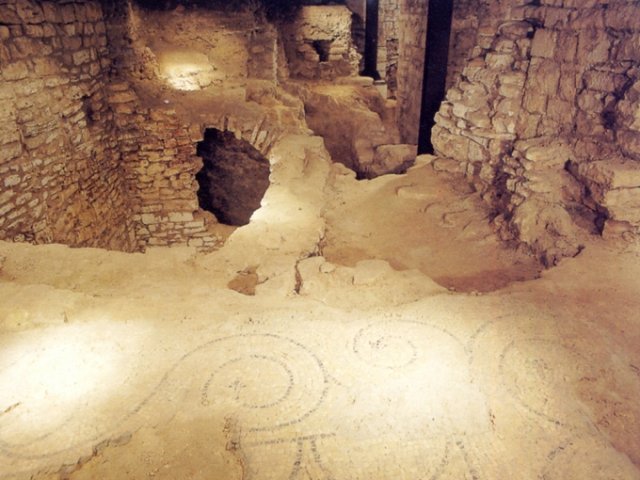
[0, 137, 638, 479]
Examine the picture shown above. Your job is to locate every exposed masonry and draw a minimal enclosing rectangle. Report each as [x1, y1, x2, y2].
[0, 0, 286, 253]
[396, 0, 484, 143]
[433, 0, 640, 264]
[0, 0, 136, 251]
[1, 0, 639, 261]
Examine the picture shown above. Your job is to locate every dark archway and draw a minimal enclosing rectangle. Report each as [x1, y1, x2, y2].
[196, 129, 270, 226]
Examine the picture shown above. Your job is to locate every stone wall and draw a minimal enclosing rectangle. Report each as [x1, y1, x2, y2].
[282, 5, 360, 80]
[100, 5, 297, 252]
[396, 0, 427, 143]
[0, 0, 136, 250]
[433, 0, 640, 264]
[379, 0, 400, 97]
[447, 0, 486, 90]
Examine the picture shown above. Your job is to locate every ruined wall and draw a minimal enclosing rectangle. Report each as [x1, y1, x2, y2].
[282, 5, 360, 80]
[396, 0, 482, 143]
[100, 4, 295, 251]
[433, 0, 640, 264]
[446, 0, 486, 90]
[396, 0, 427, 143]
[379, 0, 400, 97]
[0, 0, 136, 250]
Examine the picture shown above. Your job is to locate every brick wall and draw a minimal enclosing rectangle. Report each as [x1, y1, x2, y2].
[0, 0, 136, 250]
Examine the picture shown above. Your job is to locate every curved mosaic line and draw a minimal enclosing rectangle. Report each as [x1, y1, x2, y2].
[540, 436, 640, 480]
[0, 332, 329, 464]
[498, 337, 592, 428]
[353, 319, 465, 370]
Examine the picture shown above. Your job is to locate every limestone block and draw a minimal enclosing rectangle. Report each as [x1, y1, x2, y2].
[466, 110, 492, 129]
[498, 21, 533, 40]
[461, 58, 486, 81]
[496, 97, 521, 116]
[41, 2, 61, 22]
[577, 90, 605, 113]
[578, 160, 640, 192]
[517, 138, 574, 168]
[618, 130, 640, 160]
[558, 71, 578, 102]
[556, 32, 578, 63]
[546, 99, 574, 125]
[432, 127, 470, 161]
[140, 214, 160, 225]
[530, 29, 556, 58]
[61, 36, 82, 50]
[4, 174, 21, 187]
[86, 3, 103, 22]
[74, 49, 93, 66]
[522, 90, 547, 114]
[168, 212, 194, 223]
[109, 91, 137, 104]
[494, 39, 516, 54]
[485, 53, 513, 69]
[527, 59, 560, 97]
[615, 33, 640, 62]
[512, 196, 578, 259]
[1, 60, 30, 81]
[584, 71, 627, 93]
[604, 5, 640, 30]
[0, 6, 20, 24]
[500, 71, 526, 87]
[577, 29, 611, 65]
[16, 0, 44, 24]
[498, 82, 523, 99]
[468, 141, 490, 162]
[24, 24, 43, 37]
[61, 4, 75, 24]
[492, 115, 517, 135]
[567, 7, 604, 29]
[32, 57, 58, 76]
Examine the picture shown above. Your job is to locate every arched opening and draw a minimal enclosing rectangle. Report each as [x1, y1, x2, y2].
[195, 128, 270, 226]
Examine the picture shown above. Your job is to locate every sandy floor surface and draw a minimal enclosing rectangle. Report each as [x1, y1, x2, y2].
[0, 133, 639, 480]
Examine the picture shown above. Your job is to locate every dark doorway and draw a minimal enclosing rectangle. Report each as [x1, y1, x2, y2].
[196, 129, 270, 226]
[362, 0, 380, 80]
[417, 0, 454, 154]
[312, 40, 332, 62]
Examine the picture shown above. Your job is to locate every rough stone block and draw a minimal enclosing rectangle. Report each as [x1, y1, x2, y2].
[2, 61, 30, 81]
[168, 212, 194, 223]
[531, 29, 556, 58]
[3, 175, 21, 187]
[72, 49, 91, 66]
[109, 91, 137, 104]
[15, 0, 44, 24]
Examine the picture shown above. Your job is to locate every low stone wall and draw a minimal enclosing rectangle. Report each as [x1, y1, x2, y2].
[0, 0, 136, 251]
[433, 0, 640, 263]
